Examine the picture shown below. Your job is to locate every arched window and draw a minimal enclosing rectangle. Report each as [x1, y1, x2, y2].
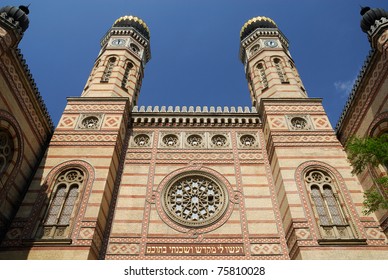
[257, 62, 268, 89]
[41, 169, 84, 238]
[101, 57, 116, 82]
[273, 58, 287, 83]
[0, 129, 13, 178]
[121, 62, 133, 89]
[305, 169, 354, 240]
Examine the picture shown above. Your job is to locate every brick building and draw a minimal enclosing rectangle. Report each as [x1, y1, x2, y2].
[0, 5, 387, 259]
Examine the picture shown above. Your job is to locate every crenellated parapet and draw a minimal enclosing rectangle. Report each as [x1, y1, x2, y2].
[131, 105, 261, 127]
[132, 105, 257, 113]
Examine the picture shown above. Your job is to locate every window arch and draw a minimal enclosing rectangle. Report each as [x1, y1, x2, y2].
[273, 57, 288, 83]
[101, 57, 116, 82]
[41, 169, 85, 238]
[121, 61, 134, 89]
[304, 169, 355, 240]
[0, 129, 13, 178]
[0, 111, 23, 202]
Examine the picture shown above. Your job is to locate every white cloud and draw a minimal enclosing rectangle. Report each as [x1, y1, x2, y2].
[334, 79, 356, 98]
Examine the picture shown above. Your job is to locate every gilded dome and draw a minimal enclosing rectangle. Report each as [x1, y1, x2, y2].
[113, 15, 150, 40]
[240, 16, 277, 41]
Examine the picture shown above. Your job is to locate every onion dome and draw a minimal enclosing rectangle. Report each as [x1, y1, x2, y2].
[0, 5, 29, 32]
[240, 16, 277, 41]
[113, 15, 150, 40]
[360, 7, 388, 33]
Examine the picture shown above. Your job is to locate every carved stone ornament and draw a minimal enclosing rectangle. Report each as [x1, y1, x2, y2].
[210, 134, 228, 147]
[77, 114, 104, 130]
[134, 134, 150, 147]
[286, 115, 312, 131]
[162, 134, 179, 147]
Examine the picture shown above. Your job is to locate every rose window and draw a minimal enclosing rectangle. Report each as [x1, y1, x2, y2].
[81, 116, 99, 129]
[211, 135, 227, 147]
[240, 135, 255, 147]
[163, 134, 178, 147]
[134, 134, 150, 147]
[162, 175, 228, 227]
[291, 117, 307, 129]
[187, 134, 202, 147]
[57, 169, 84, 184]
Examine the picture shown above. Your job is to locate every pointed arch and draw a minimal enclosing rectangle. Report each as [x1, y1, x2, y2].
[121, 60, 134, 89]
[23, 160, 95, 240]
[101, 56, 117, 82]
[0, 110, 23, 201]
[295, 161, 365, 243]
[255, 61, 268, 89]
[272, 57, 288, 83]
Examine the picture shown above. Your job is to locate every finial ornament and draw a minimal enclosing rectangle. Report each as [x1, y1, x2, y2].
[360, 6, 370, 16]
[19, 5, 30, 15]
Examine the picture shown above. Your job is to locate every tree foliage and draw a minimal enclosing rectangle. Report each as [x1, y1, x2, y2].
[346, 134, 388, 215]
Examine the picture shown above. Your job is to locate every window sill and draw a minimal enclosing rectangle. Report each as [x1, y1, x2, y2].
[22, 239, 72, 247]
[317, 239, 367, 246]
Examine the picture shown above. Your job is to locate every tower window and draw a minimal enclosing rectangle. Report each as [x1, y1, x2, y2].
[257, 63, 268, 89]
[273, 58, 287, 83]
[80, 116, 100, 130]
[130, 43, 140, 54]
[121, 62, 133, 89]
[101, 57, 116, 82]
[291, 117, 307, 129]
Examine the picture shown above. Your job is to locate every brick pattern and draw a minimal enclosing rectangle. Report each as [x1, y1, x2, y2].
[250, 243, 282, 255]
[0, 57, 47, 144]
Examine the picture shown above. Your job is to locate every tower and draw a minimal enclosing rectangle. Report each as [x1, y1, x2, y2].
[239, 17, 307, 107]
[0, 14, 151, 259]
[82, 15, 151, 106]
[0, 6, 387, 260]
[239, 16, 385, 259]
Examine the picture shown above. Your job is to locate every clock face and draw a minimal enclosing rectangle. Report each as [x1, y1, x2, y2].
[111, 38, 126, 46]
[264, 40, 278, 48]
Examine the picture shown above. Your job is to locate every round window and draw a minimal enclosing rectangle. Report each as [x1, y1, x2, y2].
[161, 173, 228, 228]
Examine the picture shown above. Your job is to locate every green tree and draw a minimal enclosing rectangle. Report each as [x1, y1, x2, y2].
[346, 134, 388, 215]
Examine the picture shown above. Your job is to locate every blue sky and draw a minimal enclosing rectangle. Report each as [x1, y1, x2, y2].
[6, 0, 388, 126]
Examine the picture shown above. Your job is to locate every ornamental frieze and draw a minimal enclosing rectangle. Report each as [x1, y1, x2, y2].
[264, 105, 324, 113]
[51, 134, 117, 142]
[66, 104, 126, 112]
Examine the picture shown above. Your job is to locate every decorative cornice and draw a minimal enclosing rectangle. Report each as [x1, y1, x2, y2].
[14, 48, 54, 131]
[335, 50, 375, 134]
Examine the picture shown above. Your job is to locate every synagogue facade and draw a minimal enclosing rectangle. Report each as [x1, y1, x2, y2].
[0, 5, 387, 259]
